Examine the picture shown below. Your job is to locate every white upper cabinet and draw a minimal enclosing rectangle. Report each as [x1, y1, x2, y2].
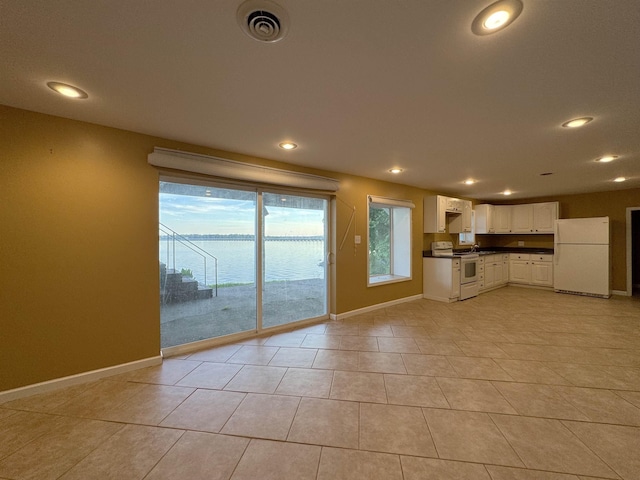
[424, 195, 447, 233]
[532, 202, 559, 233]
[424, 196, 471, 233]
[450, 200, 472, 233]
[474, 202, 559, 234]
[446, 197, 463, 213]
[474, 204, 495, 234]
[512, 204, 534, 233]
[494, 206, 512, 233]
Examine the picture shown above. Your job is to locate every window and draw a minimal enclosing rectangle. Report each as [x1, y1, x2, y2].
[459, 210, 476, 246]
[367, 195, 414, 286]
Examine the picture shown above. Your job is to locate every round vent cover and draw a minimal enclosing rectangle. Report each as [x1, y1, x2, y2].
[237, 0, 289, 43]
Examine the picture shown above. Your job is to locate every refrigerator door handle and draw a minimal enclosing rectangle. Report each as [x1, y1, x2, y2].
[554, 220, 559, 265]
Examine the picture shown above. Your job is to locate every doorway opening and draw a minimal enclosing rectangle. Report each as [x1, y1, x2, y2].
[628, 207, 640, 297]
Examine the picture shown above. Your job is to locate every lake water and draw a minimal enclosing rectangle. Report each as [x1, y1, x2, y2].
[159, 239, 326, 285]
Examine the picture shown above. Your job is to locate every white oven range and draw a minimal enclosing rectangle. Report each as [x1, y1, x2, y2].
[431, 241, 479, 301]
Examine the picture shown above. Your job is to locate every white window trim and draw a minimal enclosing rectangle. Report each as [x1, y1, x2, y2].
[367, 195, 413, 287]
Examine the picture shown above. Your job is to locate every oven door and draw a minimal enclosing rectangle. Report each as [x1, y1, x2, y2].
[460, 256, 478, 284]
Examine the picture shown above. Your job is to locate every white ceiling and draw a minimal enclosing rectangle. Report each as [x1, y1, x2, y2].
[1, 0, 639, 200]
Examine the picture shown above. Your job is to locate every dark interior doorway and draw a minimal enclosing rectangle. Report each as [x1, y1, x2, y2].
[632, 210, 640, 297]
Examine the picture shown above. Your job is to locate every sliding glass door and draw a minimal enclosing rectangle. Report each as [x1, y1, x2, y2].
[159, 180, 329, 349]
[159, 181, 257, 348]
[262, 192, 328, 328]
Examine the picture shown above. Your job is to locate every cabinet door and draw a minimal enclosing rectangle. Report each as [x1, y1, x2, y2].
[533, 202, 558, 233]
[500, 261, 509, 285]
[509, 260, 531, 284]
[493, 258, 504, 285]
[451, 200, 472, 233]
[485, 261, 495, 288]
[531, 262, 553, 286]
[424, 196, 447, 233]
[512, 204, 534, 233]
[474, 204, 494, 234]
[461, 200, 472, 232]
[451, 263, 461, 298]
[494, 206, 512, 233]
[437, 196, 447, 233]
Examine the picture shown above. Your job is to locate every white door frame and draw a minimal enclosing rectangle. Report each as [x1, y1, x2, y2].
[626, 206, 640, 296]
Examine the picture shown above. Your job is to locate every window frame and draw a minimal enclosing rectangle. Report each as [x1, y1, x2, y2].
[367, 195, 414, 287]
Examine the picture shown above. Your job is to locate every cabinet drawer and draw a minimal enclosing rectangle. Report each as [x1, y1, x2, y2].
[452, 259, 460, 267]
[531, 254, 553, 262]
[510, 253, 530, 260]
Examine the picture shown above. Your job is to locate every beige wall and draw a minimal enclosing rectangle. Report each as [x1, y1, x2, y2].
[2, 104, 639, 392]
[0, 106, 430, 391]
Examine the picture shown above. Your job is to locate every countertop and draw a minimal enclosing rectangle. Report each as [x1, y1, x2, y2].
[423, 247, 554, 258]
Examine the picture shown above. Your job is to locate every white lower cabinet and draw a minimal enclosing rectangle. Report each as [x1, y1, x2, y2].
[509, 254, 553, 287]
[423, 257, 460, 302]
[479, 254, 509, 292]
[531, 255, 554, 286]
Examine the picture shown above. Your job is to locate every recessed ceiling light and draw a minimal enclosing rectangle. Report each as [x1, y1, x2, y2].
[595, 155, 618, 163]
[471, 0, 523, 36]
[46, 81, 88, 99]
[389, 168, 403, 174]
[562, 117, 593, 128]
[502, 190, 513, 196]
[278, 142, 297, 150]
[464, 179, 475, 185]
[613, 177, 626, 183]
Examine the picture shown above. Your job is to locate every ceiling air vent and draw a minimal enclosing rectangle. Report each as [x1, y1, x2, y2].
[237, 0, 289, 43]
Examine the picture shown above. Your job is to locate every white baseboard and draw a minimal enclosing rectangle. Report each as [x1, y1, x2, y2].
[333, 294, 423, 321]
[0, 355, 162, 404]
[612, 290, 629, 296]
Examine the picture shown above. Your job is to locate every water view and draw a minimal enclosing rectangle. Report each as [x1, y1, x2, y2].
[159, 237, 326, 286]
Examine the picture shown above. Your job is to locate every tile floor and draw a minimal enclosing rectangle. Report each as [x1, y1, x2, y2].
[1, 287, 639, 479]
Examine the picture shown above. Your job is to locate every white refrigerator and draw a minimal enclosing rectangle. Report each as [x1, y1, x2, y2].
[554, 217, 611, 298]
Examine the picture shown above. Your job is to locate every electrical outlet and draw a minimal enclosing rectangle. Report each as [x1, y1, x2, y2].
[518, 240, 525, 247]
[355, 235, 361, 244]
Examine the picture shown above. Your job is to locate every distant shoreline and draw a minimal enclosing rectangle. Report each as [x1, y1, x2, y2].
[159, 234, 324, 241]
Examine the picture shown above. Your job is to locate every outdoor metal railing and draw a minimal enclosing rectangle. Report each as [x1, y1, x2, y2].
[159, 222, 218, 297]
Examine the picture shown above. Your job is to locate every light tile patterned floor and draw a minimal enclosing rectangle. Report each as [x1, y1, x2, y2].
[1, 287, 639, 479]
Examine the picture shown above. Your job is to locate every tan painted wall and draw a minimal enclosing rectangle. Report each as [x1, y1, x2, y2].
[2, 104, 638, 391]
[0, 105, 430, 391]
[1, 107, 163, 391]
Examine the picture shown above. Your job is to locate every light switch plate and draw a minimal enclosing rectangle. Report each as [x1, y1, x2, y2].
[355, 235, 361, 244]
